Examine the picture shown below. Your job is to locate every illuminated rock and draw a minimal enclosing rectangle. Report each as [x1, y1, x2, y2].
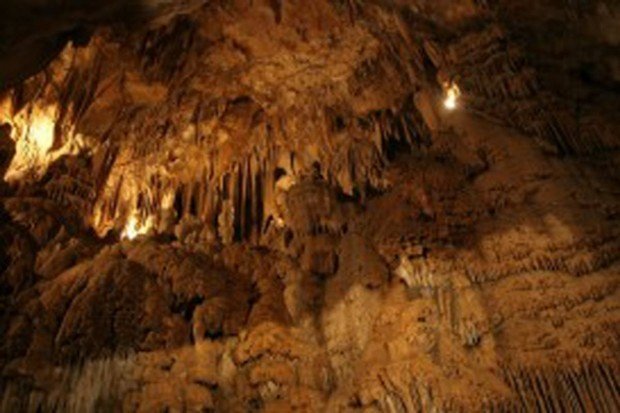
[0, 1, 618, 412]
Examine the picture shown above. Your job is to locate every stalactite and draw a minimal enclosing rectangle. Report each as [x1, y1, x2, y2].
[218, 199, 235, 246]
[0, 3, 618, 412]
[499, 364, 620, 413]
[439, 20, 612, 155]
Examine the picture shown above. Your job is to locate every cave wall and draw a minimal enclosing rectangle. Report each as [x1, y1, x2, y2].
[0, 1, 619, 412]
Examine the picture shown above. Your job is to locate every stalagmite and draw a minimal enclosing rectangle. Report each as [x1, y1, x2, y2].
[0, 1, 619, 412]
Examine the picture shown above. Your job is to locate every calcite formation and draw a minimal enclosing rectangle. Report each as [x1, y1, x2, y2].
[0, 1, 618, 412]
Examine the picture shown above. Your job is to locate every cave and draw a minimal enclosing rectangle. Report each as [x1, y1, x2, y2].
[0, 1, 619, 412]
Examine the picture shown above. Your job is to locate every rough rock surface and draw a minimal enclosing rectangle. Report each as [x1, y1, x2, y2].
[0, 1, 619, 412]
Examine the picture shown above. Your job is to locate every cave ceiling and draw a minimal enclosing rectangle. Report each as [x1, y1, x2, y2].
[0, 1, 619, 412]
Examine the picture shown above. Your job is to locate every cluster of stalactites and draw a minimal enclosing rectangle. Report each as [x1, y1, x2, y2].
[90, 101, 433, 246]
[441, 23, 615, 154]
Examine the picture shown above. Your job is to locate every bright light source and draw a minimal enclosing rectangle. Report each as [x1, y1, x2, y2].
[121, 214, 152, 240]
[444, 95, 457, 110]
[443, 82, 461, 111]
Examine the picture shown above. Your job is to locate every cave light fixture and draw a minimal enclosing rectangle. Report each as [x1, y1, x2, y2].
[121, 213, 153, 241]
[443, 81, 461, 111]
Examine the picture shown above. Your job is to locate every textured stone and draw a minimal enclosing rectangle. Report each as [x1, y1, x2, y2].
[0, 1, 619, 412]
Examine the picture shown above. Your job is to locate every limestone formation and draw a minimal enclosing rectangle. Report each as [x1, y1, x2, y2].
[0, 1, 618, 412]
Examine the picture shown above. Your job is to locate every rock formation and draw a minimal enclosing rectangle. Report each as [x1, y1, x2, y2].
[0, 1, 618, 412]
